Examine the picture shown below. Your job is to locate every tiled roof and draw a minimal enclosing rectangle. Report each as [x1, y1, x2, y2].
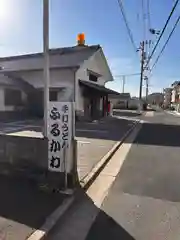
[171, 81, 180, 87]
[79, 80, 120, 95]
[0, 45, 101, 72]
[109, 92, 130, 99]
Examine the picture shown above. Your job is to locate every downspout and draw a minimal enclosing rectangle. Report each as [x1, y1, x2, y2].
[71, 67, 77, 104]
[71, 67, 77, 131]
[71, 67, 78, 187]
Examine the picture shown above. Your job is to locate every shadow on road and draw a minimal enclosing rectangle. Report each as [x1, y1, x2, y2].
[46, 186, 135, 240]
[76, 117, 135, 141]
[86, 208, 135, 240]
[130, 122, 180, 147]
[0, 175, 65, 238]
[118, 120, 180, 203]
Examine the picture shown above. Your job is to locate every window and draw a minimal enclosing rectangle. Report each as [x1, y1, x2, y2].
[5, 89, 22, 106]
[50, 91, 58, 101]
[89, 73, 98, 82]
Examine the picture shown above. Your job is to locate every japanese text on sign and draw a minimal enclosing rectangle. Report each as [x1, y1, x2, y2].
[48, 102, 72, 172]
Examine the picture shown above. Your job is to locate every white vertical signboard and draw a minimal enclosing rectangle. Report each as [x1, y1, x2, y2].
[48, 102, 72, 172]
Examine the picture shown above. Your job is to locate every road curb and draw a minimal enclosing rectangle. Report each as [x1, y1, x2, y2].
[27, 120, 139, 240]
[165, 110, 180, 117]
[27, 197, 74, 240]
[80, 120, 139, 190]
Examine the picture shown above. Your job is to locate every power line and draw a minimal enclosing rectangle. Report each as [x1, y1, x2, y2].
[117, 0, 138, 54]
[144, 0, 151, 97]
[144, 0, 179, 69]
[115, 73, 140, 77]
[150, 15, 180, 71]
[141, 0, 146, 41]
[146, 0, 152, 54]
[147, 0, 151, 31]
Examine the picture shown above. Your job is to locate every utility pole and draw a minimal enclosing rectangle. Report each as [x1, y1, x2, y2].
[43, 0, 50, 137]
[146, 79, 149, 100]
[139, 41, 145, 100]
[115, 73, 141, 93]
[144, 76, 149, 100]
[122, 75, 125, 93]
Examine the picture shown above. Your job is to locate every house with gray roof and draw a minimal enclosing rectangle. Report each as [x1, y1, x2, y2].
[0, 43, 119, 120]
[109, 93, 131, 109]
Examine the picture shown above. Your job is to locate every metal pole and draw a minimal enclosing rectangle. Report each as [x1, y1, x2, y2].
[139, 41, 145, 100]
[122, 75, 125, 93]
[146, 78, 149, 100]
[43, 0, 50, 137]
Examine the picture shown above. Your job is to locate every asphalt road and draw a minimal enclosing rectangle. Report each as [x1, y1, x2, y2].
[0, 116, 136, 181]
[0, 114, 137, 239]
[76, 116, 136, 180]
[86, 110, 180, 240]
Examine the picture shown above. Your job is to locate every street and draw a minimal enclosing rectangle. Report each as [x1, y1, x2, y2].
[47, 110, 180, 240]
[0, 116, 136, 181]
[0, 114, 137, 239]
[0, 0, 179, 238]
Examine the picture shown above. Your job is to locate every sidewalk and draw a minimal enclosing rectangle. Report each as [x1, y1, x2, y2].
[0, 175, 65, 240]
[166, 110, 180, 116]
[0, 116, 137, 239]
[76, 116, 137, 180]
[0, 116, 137, 181]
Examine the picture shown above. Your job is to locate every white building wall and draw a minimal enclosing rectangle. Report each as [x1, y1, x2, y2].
[75, 50, 113, 112]
[0, 50, 113, 114]
[16, 68, 74, 104]
[18, 69, 74, 89]
[171, 89, 176, 103]
[76, 50, 110, 86]
[128, 99, 139, 109]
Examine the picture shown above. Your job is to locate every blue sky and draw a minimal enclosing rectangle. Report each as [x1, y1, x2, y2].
[0, 0, 180, 96]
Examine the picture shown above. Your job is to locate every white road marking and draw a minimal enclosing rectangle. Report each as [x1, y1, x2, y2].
[144, 111, 155, 117]
[166, 111, 180, 117]
[7, 130, 43, 138]
[3, 126, 29, 133]
[116, 116, 140, 122]
[48, 123, 142, 240]
[87, 124, 141, 207]
[78, 141, 91, 144]
[76, 129, 108, 133]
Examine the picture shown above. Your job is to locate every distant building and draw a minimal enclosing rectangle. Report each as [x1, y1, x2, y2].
[163, 88, 172, 108]
[171, 81, 180, 111]
[147, 92, 164, 105]
[109, 93, 130, 109]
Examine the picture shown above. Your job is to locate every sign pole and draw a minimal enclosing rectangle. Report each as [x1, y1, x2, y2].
[43, 0, 50, 137]
[63, 145, 68, 189]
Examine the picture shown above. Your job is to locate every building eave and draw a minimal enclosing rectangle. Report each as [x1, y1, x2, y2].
[0, 65, 79, 74]
[98, 48, 114, 83]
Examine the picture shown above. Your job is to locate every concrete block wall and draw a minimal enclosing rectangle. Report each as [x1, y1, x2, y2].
[0, 135, 77, 189]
